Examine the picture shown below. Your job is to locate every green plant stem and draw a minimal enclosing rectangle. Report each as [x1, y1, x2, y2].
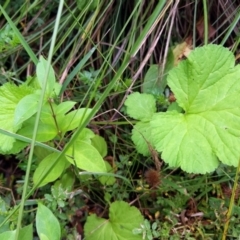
[14, 1, 64, 239]
[202, 0, 208, 45]
[222, 159, 240, 240]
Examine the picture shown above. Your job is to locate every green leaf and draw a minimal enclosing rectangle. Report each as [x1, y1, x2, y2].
[124, 92, 156, 121]
[76, 128, 95, 143]
[33, 152, 68, 187]
[18, 114, 57, 142]
[0, 83, 34, 152]
[66, 140, 107, 173]
[142, 51, 174, 95]
[36, 202, 61, 240]
[91, 135, 107, 157]
[36, 56, 56, 96]
[0, 224, 33, 240]
[55, 101, 76, 115]
[14, 92, 41, 126]
[58, 108, 93, 132]
[150, 44, 240, 173]
[132, 122, 152, 156]
[84, 201, 143, 240]
[98, 161, 116, 185]
[59, 170, 75, 191]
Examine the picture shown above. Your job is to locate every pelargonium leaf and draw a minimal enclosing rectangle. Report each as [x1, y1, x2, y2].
[150, 44, 240, 173]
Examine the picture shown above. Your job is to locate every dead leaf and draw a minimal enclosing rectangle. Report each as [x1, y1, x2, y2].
[196, 17, 216, 40]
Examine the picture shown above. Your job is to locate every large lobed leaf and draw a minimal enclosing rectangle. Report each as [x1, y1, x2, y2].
[151, 44, 240, 173]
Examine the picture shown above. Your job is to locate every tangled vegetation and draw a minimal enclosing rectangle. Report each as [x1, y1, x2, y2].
[0, 0, 240, 239]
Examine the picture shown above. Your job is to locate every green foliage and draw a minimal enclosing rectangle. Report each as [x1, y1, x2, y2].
[142, 49, 174, 96]
[0, 55, 109, 187]
[36, 56, 57, 97]
[66, 139, 107, 173]
[125, 92, 156, 121]
[84, 201, 144, 240]
[0, 83, 34, 153]
[125, 44, 240, 173]
[36, 202, 61, 240]
[77, 0, 99, 11]
[133, 220, 160, 240]
[91, 135, 107, 158]
[33, 153, 69, 187]
[0, 24, 20, 51]
[0, 224, 33, 240]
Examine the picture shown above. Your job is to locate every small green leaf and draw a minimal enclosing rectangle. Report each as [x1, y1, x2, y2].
[33, 152, 68, 187]
[76, 128, 95, 143]
[36, 56, 56, 95]
[124, 92, 156, 121]
[150, 44, 240, 173]
[59, 170, 75, 191]
[55, 101, 76, 115]
[18, 115, 57, 142]
[84, 201, 143, 240]
[58, 108, 93, 132]
[36, 202, 61, 240]
[98, 161, 116, 185]
[143, 51, 174, 95]
[66, 140, 107, 173]
[14, 92, 41, 126]
[91, 135, 107, 157]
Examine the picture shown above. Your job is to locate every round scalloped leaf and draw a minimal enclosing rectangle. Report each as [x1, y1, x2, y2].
[84, 201, 143, 240]
[124, 92, 156, 121]
[150, 44, 240, 173]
